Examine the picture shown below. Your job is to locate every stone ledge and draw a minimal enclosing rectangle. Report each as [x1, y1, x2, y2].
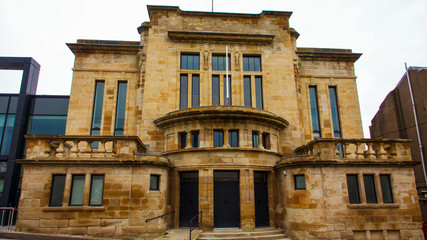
[43, 206, 106, 212]
[347, 203, 400, 209]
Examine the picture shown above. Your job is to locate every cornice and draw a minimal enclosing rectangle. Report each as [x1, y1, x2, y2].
[168, 31, 275, 45]
[67, 43, 143, 55]
[296, 50, 362, 62]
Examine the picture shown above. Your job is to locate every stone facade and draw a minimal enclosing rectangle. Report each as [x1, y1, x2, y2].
[16, 6, 423, 239]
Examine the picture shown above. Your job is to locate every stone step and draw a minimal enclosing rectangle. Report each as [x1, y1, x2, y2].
[198, 228, 287, 240]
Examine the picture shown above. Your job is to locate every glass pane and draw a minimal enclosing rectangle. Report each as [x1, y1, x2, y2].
[115, 82, 127, 136]
[249, 57, 254, 71]
[192, 75, 199, 107]
[254, 57, 261, 71]
[329, 87, 341, 135]
[213, 130, 223, 147]
[243, 57, 249, 71]
[294, 175, 306, 189]
[191, 131, 199, 148]
[27, 116, 67, 135]
[150, 175, 160, 190]
[244, 77, 251, 107]
[1, 114, 15, 155]
[363, 175, 377, 204]
[0, 114, 5, 147]
[194, 55, 200, 70]
[212, 56, 218, 71]
[70, 175, 85, 206]
[91, 81, 104, 133]
[181, 55, 188, 70]
[90, 175, 104, 206]
[8, 96, 18, 114]
[309, 87, 321, 139]
[212, 76, 220, 106]
[50, 175, 66, 206]
[0, 96, 9, 113]
[0, 177, 4, 195]
[188, 56, 193, 70]
[252, 132, 259, 148]
[229, 130, 238, 147]
[346, 175, 361, 204]
[380, 175, 394, 204]
[223, 76, 231, 106]
[180, 75, 188, 109]
[179, 132, 187, 149]
[255, 77, 263, 109]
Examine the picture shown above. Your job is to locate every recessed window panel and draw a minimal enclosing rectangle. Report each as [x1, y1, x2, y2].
[115, 82, 127, 136]
[181, 54, 200, 70]
[90, 175, 104, 206]
[346, 174, 361, 204]
[363, 174, 377, 204]
[213, 130, 224, 147]
[180, 75, 188, 109]
[69, 175, 85, 206]
[49, 175, 66, 207]
[380, 175, 394, 204]
[294, 174, 306, 190]
[229, 130, 239, 147]
[27, 116, 67, 135]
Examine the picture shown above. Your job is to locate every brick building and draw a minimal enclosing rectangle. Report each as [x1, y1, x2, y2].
[16, 6, 423, 239]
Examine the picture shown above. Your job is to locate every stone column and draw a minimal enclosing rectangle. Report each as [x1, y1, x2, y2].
[240, 168, 255, 231]
[199, 168, 214, 230]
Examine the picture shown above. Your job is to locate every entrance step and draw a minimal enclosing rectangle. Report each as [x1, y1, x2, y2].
[198, 228, 288, 240]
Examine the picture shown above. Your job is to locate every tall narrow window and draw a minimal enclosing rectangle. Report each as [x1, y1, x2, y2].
[363, 174, 377, 204]
[223, 75, 232, 106]
[243, 56, 261, 72]
[252, 131, 259, 148]
[89, 175, 104, 206]
[255, 77, 263, 109]
[115, 82, 127, 136]
[212, 76, 220, 106]
[244, 76, 252, 107]
[262, 132, 270, 149]
[179, 132, 187, 149]
[49, 175, 66, 207]
[91, 81, 104, 137]
[180, 75, 188, 109]
[191, 130, 199, 148]
[229, 130, 239, 147]
[346, 174, 361, 204]
[309, 86, 321, 139]
[380, 175, 394, 204]
[213, 130, 224, 147]
[69, 175, 85, 206]
[192, 75, 200, 107]
[329, 87, 341, 138]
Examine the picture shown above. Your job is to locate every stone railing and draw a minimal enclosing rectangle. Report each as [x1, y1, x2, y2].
[25, 135, 147, 159]
[294, 138, 412, 161]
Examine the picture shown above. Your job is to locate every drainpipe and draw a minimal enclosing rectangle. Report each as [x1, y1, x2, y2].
[405, 63, 427, 188]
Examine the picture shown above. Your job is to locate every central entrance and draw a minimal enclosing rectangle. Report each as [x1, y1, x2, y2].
[179, 171, 199, 227]
[214, 171, 240, 228]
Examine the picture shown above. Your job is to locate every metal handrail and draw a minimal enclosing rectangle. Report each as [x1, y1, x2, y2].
[0, 207, 15, 231]
[189, 211, 202, 240]
[145, 211, 174, 223]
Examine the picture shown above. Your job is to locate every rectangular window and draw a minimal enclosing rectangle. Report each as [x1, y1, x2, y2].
[114, 81, 127, 136]
[252, 131, 259, 148]
[27, 116, 67, 135]
[380, 175, 394, 204]
[229, 130, 239, 147]
[1, 114, 15, 155]
[363, 174, 377, 204]
[255, 77, 263, 109]
[150, 175, 160, 191]
[328, 87, 341, 138]
[191, 130, 199, 148]
[69, 175, 85, 206]
[309, 86, 321, 139]
[243, 56, 261, 72]
[89, 175, 104, 206]
[191, 75, 200, 107]
[294, 174, 306, 190]
[262, 132, 270, 149]
[223, 75, 232, 106]
[91, 81, 104, 137]
[49, 174, 66, 207]
[180, 75, 188, 109]
[213, 130, 224, 147]
[181, 54, 200, 70]
[212, 75, 220, 106]
[179, 132, 187, 149]
[346, 174, 361, 204]
[244, 76, 252, 107]
[212, 55, 231, 71]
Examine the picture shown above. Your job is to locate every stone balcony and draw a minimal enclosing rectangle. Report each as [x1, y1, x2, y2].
[23, 135, 170, 166]
[277, 138, 413, 167]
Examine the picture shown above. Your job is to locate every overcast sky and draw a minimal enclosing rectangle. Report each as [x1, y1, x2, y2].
[1, 0, 426, 137]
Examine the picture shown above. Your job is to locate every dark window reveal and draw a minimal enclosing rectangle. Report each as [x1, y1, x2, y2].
[191, 130, 199, 148]
[179, 132, 187, 149]
[346, 174, 361, 204]
[229, 130, 239, 147]
[363, 174, 377, 204]
[294, 174, 306, 190]
[115, 82, 127, 136]
[262, 132, 270, 149]
[49, 175, 66, 207]
[213, 130, 224, 147]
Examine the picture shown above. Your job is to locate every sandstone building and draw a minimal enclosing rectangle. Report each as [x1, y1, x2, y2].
[16, 6, 423, 239]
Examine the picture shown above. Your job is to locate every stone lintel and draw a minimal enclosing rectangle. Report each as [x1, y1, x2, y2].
[154, 106, 289, 130]
[168, 31, 275, 45]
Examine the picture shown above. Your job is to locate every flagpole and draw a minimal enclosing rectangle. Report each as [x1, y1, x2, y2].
[226, 46, 229, 105]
